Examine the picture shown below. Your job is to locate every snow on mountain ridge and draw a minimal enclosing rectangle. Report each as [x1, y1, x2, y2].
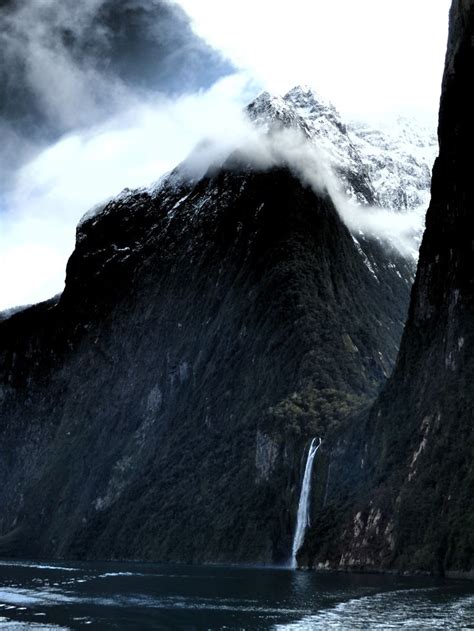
[78, 85, 435, 266]
[349, 116, 437, 210]
[247, 86, 377, 206]
[245, 86, 431, 263]
[247, 86, 437, 213]
[247, 91, 313, 137]
[282, 86, 376, 206]
[284, 85, 346, 133]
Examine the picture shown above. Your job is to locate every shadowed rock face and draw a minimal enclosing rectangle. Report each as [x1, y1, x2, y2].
[0, 155, 412, 563]
[2, 1, 469, 573]
[304, 0, 474, 576]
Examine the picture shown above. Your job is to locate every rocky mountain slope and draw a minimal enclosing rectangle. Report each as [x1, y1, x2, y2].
[248, 85, 437, 212]
[302, 0, 474, 577]
[0, 92, 417, 562]
[349, 116, 437, 211]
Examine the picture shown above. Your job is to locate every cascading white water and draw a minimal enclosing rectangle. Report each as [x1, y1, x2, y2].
[291, 437, 321, 568]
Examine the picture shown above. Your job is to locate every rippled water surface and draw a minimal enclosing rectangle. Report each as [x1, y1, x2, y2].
[0, 559, 473, 629]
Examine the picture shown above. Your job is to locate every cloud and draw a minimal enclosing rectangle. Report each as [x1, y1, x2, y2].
[0, 0, 438, 310]
[0, 0, 233, 164]
[223, 127, 425, 259]
[0, 74, 253, 310]
[0, 77, 427, 311]
[334, 202, 425, 260]
[0, 0, 236, 310]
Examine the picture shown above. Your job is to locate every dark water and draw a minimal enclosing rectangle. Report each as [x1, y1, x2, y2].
[0, 559, 473, 630]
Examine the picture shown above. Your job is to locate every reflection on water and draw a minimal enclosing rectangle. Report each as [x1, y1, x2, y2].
[0, 559, 473, 629]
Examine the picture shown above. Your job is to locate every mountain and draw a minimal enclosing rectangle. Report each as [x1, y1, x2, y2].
[0, 87, 418, 562]
[1, 0, 469, 579]
[349, 116, 437, 211]
[248, 85, 437, 212]
[301, 0, 474, 577]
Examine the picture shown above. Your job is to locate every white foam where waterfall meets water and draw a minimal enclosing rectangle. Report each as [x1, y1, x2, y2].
[291, 437, 321, 568]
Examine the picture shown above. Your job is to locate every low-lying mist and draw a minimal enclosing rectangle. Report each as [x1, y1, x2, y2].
[184, 124, 426, 259]
[0, 81, 426, 311]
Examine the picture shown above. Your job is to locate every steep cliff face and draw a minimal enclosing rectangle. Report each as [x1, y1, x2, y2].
[0, 137, 413, 563]
[0, 28, 457, 567]
[305, 0, 474, 576]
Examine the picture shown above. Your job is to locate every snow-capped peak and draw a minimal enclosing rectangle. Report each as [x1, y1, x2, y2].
[247, 90, 311, 136]
[247, 86, 376, 205]
[247, 85, 437, 212]
[284, 85, 345, 132]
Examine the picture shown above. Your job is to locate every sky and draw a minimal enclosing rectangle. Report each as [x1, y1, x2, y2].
[179, 0, 451, 120]
[0, 0, 451, 310]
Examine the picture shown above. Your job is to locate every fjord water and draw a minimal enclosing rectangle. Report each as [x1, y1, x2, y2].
[0, 560, 473, 630]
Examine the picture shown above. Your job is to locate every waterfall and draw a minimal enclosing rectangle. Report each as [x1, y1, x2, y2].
[291, 437, 321, 568]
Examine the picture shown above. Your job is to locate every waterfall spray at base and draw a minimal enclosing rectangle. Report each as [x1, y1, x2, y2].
[291, 437, 321, 568]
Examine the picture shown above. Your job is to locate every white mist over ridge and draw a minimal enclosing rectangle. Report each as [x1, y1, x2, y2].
[1, 82, 435, 310]
[237, 129, 426, 260]
[242, 86, 434, 259]
[0, 0, 448, 310]
[172, 86, 433, 260]
[80, 118, 427, 261]
[0, 74, 253, 310]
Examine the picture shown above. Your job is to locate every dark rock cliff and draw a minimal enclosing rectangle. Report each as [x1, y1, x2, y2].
[0, 151, 412, 563]
[3, 1, 468, 572]
[304, 0, 474, 576]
